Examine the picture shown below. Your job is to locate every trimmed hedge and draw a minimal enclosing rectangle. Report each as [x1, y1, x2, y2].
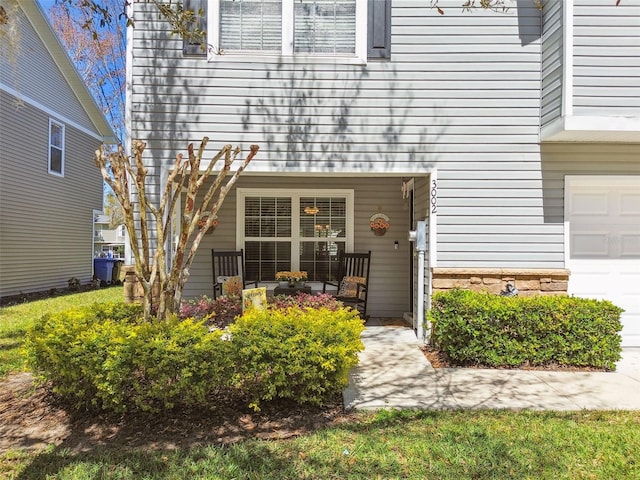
[24, 303, 231, 412]
[429, 289, 623, 370]
[24, 302, 364, 413]
[228, 306, 364, 411]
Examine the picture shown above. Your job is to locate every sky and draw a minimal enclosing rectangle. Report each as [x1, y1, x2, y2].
[37, 0, 56, 12]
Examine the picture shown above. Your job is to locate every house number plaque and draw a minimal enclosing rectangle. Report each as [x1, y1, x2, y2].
[431, 179, 437, 214]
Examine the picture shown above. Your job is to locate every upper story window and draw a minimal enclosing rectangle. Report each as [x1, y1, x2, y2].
[204, 0, 370, 62]
[48, 119, 65, 176]
[184, 0, 391, 61]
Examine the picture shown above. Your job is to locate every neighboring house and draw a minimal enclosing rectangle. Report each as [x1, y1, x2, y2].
[93, 214, 126, 259]
[0, 0, 115, 298]
[127, 0, 639, 346]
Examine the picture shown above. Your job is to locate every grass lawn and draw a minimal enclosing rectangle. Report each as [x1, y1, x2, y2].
[1, 409, 639, 479]
[0, 287, 122, 377]
[1, 289, 639, 479]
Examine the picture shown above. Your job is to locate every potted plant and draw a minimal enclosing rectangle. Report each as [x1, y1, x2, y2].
[276, 271, 308, 287]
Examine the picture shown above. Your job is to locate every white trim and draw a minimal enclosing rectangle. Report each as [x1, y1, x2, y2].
[428, 170, 438, 270]
[541, 114, 640, 142]
[282, 0, 294, 56]
[208, 0, 367, 65]
[124, 0, 135, 265]
[426, 170, 437, 343]
[48, 118, 65, 177]
[565, 115, 640, 133]
[561, 0, 574, 117]
[236, 188, 355, 270]
[563, 176, 572, 269]
[0, 84, 106, 141]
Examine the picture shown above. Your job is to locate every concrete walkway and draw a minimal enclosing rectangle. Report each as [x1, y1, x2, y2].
[343, 323, 640, 411]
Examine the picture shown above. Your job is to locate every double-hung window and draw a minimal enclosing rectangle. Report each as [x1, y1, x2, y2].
[238, 189, 354, 282]
[210, 0, 367, 61]
[48, 119, 65, 176]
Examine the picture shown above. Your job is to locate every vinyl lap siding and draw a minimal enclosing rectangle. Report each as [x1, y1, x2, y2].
[0, 94, 103, 297]
[572, 0, 640, 116]
[541, 0, 563, 126]
[130, 0, 559, 280]
[0, 3, 96, 133]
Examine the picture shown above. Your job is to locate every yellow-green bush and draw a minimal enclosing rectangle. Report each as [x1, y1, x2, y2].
[429, 289, 623, 370]
[25, 303, 231, 412]
[25, 302, 364, 413]
[227, 306, 365, 411]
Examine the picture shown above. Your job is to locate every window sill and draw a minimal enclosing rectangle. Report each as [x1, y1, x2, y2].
[207, 52, 367, 66]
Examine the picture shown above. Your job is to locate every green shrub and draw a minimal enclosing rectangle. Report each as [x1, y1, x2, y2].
[25, 301, 365, 413]
[429, 289, 623, 370]
[227, 306, 364, 411]
[24, 302, 231, 413]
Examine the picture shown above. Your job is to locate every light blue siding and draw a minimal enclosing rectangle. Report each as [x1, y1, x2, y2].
[572, 0, 640, 115]
[541, 0, 563, 126]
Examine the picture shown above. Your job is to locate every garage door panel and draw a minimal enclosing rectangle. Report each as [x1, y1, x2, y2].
[571, 233, 609, 257]
[620, 193, 640, 215]
[621, 234, 640, 256]
[571, 192, 609, 215]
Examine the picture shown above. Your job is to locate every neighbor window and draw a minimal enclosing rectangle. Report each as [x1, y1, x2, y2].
[238, 189, 354, 282]
[212, 0, 366, 60]
[48, 119, 65, 176]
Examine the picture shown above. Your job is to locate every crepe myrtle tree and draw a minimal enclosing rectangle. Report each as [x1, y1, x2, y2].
[95, 138, 259, 320]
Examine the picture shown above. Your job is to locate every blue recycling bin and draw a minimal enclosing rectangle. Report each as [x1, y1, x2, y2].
[94, 258, 118, 284]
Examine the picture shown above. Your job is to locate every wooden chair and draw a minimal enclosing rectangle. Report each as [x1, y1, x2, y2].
[322, 251, 371, 319]
[211, 249, 257, 299]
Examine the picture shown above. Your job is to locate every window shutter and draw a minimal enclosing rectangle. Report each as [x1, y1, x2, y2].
[367, 0, 391, 59]
[183, 0, 207, 56]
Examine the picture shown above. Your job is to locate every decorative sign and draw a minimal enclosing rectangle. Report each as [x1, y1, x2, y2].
[369, 212, 390, 236]
[242, 287, 267, 313]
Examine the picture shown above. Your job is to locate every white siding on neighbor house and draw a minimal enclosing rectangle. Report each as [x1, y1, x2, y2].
[0, 2, 97, 134]
[541, 0, 563, 127]
[572, 0, 640, 116]
[182, 176, 413, 318]
[0, 94, 104, 297]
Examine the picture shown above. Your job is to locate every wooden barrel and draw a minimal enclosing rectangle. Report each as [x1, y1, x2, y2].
[123, 267, 161, 304]
[123, 268, 144, 304]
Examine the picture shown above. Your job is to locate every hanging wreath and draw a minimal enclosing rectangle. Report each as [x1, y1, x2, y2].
[369, 212, 390, 236]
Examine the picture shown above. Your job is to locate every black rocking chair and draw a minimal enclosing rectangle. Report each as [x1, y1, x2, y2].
[322, 251, 371, 319]
[211, 249, 258, 299]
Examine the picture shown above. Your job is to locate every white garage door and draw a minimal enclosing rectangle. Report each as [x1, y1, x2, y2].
[566, 176, 640, 347]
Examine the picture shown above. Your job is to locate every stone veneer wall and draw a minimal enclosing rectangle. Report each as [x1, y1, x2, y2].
[431, 268, 570, 296]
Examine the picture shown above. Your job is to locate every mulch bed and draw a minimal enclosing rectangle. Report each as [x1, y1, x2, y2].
[420, 345, 610, 372]
[0, 373, 353, 453]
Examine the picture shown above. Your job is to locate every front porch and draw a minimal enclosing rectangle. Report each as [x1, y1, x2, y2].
[182, 174, 433, 321]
